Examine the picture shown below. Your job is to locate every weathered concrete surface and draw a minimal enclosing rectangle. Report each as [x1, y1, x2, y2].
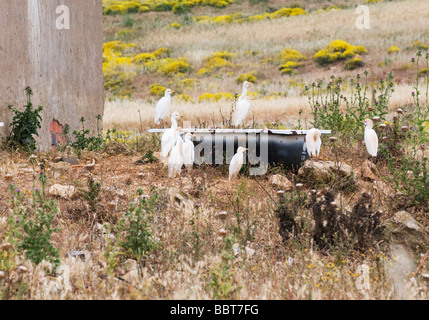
[0, 0, 104, 151]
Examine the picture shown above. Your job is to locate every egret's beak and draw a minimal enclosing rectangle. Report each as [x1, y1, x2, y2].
[249, 98, 255, 100]
[361, 120, 366, 124]
[170, 90, 175, 93]
[244, 148, 249, 151]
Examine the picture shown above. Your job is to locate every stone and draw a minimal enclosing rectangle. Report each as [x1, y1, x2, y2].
[0, 1, 104, 151]
[104, 187, 127, 199]
[269, 174, 293, 191]
[51, 162, 72, 179]
[104, 141, 132, 156]
[49, 184, 76, 199]
[298, 160, 355, 185]
[66, 251, 85, 261]
[121, 259, 139, 283]
[168, 188, 195, 220]
[60, 157, 80, 166]
[374, 211, 425, 249]
[361, 160, 378, 181]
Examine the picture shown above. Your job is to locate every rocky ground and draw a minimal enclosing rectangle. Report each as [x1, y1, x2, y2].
[0, 137, 428, 300]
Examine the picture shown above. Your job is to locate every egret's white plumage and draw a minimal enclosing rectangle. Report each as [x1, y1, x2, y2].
[305, 128, 322, 158]
[161, 112, 183, 158]
[168, 129, 184, 178]
[232, 96, 254, 127]
[182, 133, 195, 172]
[362, 119, 378, 157]
[238, 81, 253, 102]
[154, 89, 175, 125]
[229, 147, 248, 181]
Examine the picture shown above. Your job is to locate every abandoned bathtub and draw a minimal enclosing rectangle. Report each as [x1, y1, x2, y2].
[148, 128, 331, 171]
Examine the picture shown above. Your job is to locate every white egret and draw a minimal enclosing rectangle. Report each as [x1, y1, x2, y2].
[168, 128, 184, 178]
[182, 132, 195, 172]
[305, 128, 322, 159]
[361, 119, 378, 157]
[154, 89, 175, 125]
[238, 81, 253, 102]
[232, 96, 254, 127]
[229, 147, 248, 181]
[161, 112, 183, 158]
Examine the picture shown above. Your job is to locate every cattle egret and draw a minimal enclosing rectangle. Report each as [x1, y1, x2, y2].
[229, 147, 248, 181]
[305, 128, 322, 158]
[238, 81, 253, 102]
[182, 133, 195, 172]
[361, 119, 378, 157]
[154, 89, 175, 125]
[168, 129, 184, 178]
[232, 96, 254, 127]
[161, 112, 183, 158]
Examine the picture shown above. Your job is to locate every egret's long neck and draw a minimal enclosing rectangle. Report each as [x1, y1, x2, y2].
[171, 117, 178, 129]
[241, 86, 248, 98]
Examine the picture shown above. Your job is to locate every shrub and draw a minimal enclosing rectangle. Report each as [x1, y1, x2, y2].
[197, 51, 235, 76]
[235, 73, 257, 84]
[170, 22, 181, 29]
[279, 61, 304, 75]
[387, 46, 400, 54]
[413, 41, 429, 51]
[150, 83, 167, 96]
[9, 172, 60, 268]
[344, 57, 365, 70]
[199, 92, 235, 102]
[159, 58, 191, 76]
[103, 1, 149, 15]
[306, 72, 394, 139]
[193, 7, 306, 25]
[176, 93, 193, 102]
[152, 47, 171, 59]
[5, 87, 43, 152]
[278, 48, 306, 75]
[116, 188, 161, 260]
[314, 40, 367, 66]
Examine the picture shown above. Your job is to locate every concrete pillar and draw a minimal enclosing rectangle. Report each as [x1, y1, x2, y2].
[0, 0, 104, 151]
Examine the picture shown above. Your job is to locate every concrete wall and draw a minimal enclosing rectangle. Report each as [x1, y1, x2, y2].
[0, 0, 104, 151]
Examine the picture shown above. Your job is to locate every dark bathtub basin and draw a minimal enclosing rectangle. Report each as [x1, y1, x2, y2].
[148, 128, 331, 170]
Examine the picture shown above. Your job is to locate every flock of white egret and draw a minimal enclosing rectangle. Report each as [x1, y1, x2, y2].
[153, 81, 379, 180]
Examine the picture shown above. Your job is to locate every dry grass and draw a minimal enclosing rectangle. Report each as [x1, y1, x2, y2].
[102, 0, 429, 100]
[104, 83, 416, 130]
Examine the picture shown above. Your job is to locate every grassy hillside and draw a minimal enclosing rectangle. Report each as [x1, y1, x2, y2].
[102, 0, 429, 130]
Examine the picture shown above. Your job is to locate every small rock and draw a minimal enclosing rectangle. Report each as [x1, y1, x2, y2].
[168, 188, 195, 220]
[298, 160, 355, 186]
[104, 141, 132, 156]
[374, 211, 425, 248]
[215, 211, 228, 220]
[60, 157, 80, 166]
[362, 160, 378, 181]
[121, 259, 139, 283]
[51, 162, 72, 179]
[104, 187, 127, 199]
[49, 184, 76, 199]
[66, 251, 85, 261]
[269, 174, 293, 191]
